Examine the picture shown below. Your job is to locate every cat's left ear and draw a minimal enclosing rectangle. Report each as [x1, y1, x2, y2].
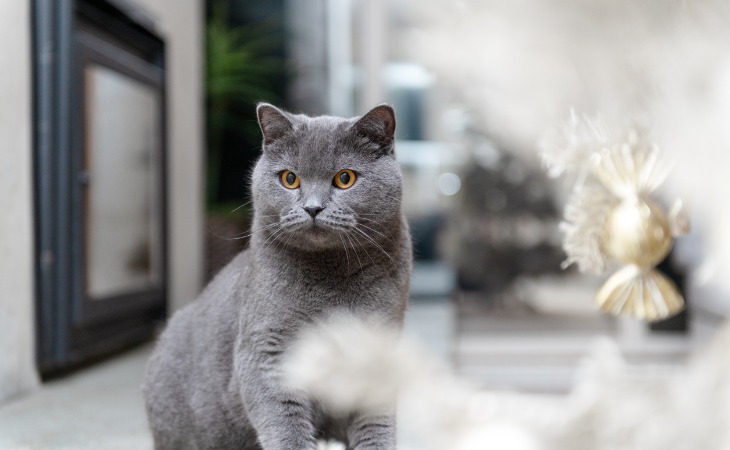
[353, 104, 396, 153]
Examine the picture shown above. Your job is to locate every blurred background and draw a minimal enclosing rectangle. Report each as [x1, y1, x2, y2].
[2, 0, 730, 447]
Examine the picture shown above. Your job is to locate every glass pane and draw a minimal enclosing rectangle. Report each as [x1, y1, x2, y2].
[84, 64, 162, 299]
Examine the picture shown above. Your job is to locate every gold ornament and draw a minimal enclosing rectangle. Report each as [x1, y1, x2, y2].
[596, 265, 685, 322]
[542, 116, 689, 322]
[601, 197, 672, 268]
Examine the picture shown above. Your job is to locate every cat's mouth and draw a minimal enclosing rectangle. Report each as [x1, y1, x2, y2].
[283, 221, 336, 248]
[278, 211, 358, 249]
[284, 217, 326, 234]
[306, 218, 341, 234]
[288, 215, 348, 232]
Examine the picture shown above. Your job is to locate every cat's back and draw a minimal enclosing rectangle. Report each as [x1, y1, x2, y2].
[147, 248, 253, 366]
[144, 249, 256, 447]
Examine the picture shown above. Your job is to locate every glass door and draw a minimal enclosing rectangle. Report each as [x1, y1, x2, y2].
[84, 64, 163, 301]
[33, 0, 167, 374]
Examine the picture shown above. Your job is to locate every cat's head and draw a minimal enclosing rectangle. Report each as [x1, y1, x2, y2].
[251, 103, 402, 252]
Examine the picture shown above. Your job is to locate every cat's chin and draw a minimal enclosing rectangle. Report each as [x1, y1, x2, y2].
[284, 226, 345, 251]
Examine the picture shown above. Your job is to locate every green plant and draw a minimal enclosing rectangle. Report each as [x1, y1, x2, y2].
[206, 1, 283, 204]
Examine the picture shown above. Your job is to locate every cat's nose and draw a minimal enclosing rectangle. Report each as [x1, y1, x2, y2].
[304, 206, 324, 218]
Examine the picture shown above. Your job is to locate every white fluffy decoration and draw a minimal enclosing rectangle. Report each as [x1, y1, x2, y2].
[286, 313, 548, 450]
[284, 312, 426, 416]
[287, 313, 730, 449]
[456, 421, 545, 450]
[554, 326, 730, 450]
[539, 110, 610, 179]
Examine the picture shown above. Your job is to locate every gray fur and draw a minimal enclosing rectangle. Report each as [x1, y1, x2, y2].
[143, 104, 412, 450]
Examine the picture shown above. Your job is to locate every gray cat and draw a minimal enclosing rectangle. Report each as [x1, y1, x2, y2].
[143, 103, 412, 450]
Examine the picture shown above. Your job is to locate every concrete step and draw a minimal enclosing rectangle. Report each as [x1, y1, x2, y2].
[455, 316, 692, 393]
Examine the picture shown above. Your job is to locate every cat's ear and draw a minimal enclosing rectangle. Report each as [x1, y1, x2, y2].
[257, 103, 293, 146]
[353, 104, 396, 152]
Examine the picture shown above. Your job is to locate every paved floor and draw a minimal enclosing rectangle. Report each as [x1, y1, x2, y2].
[453, 275, 697, 392]
[0, 300, 456, 450]
[0, 345, 154, 450]
[0, 270, 704, 448]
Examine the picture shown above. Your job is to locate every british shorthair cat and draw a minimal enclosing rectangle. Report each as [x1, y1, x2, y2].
[143, 103, 412, 449]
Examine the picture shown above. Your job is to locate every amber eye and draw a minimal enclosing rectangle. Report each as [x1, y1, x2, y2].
[333, 169, 357, 189]
[280, 170, 300, 189]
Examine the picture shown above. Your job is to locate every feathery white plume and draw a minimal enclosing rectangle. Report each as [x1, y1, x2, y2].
[539, 110, 610, 178]
[284, 312, 421, 416]
[286, 311, 730, 449]
[284, 312, 544, 450]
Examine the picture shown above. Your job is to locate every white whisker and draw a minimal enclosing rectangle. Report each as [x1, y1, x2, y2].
[229, 201, 252, 214]
[207, 221, 280, 241]
[344, 233, 364, 271]
[349, 231, 377, 267]
[353, 227, 394, 263]
[338, 233, 351, 275]
[262, 226, 287, 247]
[357, 222, 394, 242]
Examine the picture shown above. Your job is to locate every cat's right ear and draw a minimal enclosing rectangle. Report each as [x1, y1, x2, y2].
[257, 103, 293, 146]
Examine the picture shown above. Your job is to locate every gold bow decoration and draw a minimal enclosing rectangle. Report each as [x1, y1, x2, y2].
[541, 112, 690, 321]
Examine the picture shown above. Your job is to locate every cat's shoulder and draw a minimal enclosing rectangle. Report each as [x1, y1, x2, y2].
[164, 249, 253, 330]
[203, 249, 254, 296]
[221, 249, 254, 276]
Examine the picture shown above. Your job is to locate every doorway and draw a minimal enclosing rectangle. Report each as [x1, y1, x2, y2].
[33, 0, 167, 375]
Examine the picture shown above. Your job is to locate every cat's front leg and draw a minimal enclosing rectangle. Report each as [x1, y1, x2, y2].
[240, 370, 318, 450]
[347, 413, 396, 450]
[238, 337, 318, 450]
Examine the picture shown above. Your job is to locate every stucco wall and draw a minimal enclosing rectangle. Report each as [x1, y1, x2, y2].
[133, 0, 205, 312]
[0, 0, 204, 404]
[0, 1, 40, 403]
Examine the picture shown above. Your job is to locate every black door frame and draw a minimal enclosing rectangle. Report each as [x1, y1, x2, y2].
[32, 0, 168, 376]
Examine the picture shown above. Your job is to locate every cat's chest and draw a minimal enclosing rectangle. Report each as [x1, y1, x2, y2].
[266, 263, 366, 296]
[253, 254, 393, 308]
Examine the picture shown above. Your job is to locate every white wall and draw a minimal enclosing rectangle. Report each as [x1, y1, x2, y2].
[0, 0, 204, 404]
[0, 1, 40, 403]
[133, 0, 205, 312]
